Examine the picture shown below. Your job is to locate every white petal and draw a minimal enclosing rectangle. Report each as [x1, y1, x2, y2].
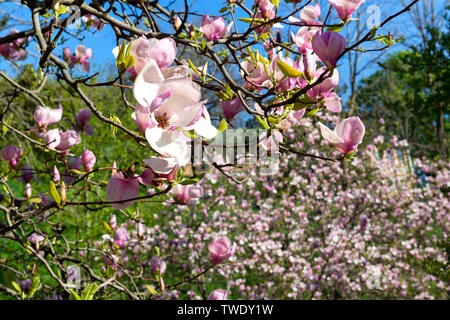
[143, 157, 177, 174]
[133, 60, 164, 107]
[145, 127, 189, 164]
[318, 122, 344, 145]
[188, 116, 218, 139]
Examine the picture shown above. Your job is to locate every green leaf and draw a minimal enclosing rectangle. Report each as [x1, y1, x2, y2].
[56, 4, 67, 17]
[179, 173, 205, 186]
[217, 119, 228, 133]
[11, 281, 22, 295]
[154, 246, 160, 256]
[327, 24, 345, 32]
[146, 284, 159, 295]
[116, 40, 126, 67]
[48, 181, 61, 207]
[81, 283, 98, 300]
[238, 18, 264, 23]
[101, 221, 112, 232]
[68, 289, 82, 300]
[26, 277, 40, 299]
[307, 108, 320, 116]
[276, 60, 303, 78]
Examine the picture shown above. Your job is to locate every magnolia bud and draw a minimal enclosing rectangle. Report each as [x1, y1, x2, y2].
[53, 165, 60, 182]
[25, 183, 32, 199]
[173, 16, 182, 30]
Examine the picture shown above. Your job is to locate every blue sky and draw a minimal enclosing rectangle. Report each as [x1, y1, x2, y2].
[0, 0, 448, 106]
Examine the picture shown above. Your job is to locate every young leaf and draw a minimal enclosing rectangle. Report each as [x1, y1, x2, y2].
[48, 181, 61, 207]
[276, 60, 303, 78]
[26, 277, 40, 299]
[81, 283, 98, 300]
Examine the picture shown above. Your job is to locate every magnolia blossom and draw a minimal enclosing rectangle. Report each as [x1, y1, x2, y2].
[0, 29, 28, 61]
[208, 289, 228, 300]
[254, 0, 275, 18]
[260, 130, 284, 154]
[81, 149, 96, 172]
[112, 36, 176, 76]
[113, 225, 129, 248]
[102, 253, 119, 268]
[329, 0, 366, 21]
[221, 97, 244, 121]
[291, 27, 314, 53]
[109, 215, 117, 230]
[34, 104, 63, 130]
[64, 45, 92, 72]
[53, 166, 60, 182]
[200, 15, 233, 41]
[42, 129, 61, 149]
[150, 256, 167, 275]
[106, 172, 140, 210]
[76, 108, 94, 136]
[16, 279, 32, 293]
[288, 3, 321, 25]
[25, 183, 32, 198]
[82, 14, 105, 31]
[318, 117, 365, 154]
[208, 235, 237, 264]
[312, 31, 346, 68]
[133, 58, 217, 166]
[241, 60, 271, 90]
[172, 184, 203, 204]
[54, 130, 82, 153]
[307, 68, 342, 113]
[1, 145, 22, 167]
[28, 233, 45, 246]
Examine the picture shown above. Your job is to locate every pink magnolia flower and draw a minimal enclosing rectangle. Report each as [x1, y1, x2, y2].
[200, 15, 233, 41]
[28, 233, 45, 246]
[329, 0, 366, 21]
[137, 168, 155, 186]
[208, 289, 228, 300]
[55, 130, 81, 153]
[301, 3, 321, 24]
[291, 27, 314, 53]
[112, 36, 176, 76]
[307, 68, 342, 113]
[241, 60, 272, 90]
[208, 235, 237, 264]
[113, 225, 129, 248]
[81, 149, 96, 172]
[255, 0, 275, 18]
[64, 45, 92, 72]
[106, 172, 140, 209]
[318, 116, 365, 154]
[53, 165, 60, 182]
[133, 59, 217, 165]
[260, 130, 284, 153]
[66, 156, 82, 170]
[34, 104, 63, 130]
[102, 253, 119, 268]
[173, 16, 182, 30]
[0, 29, 29, 61]
[42, 129, 61, 149]
[109, 215, 117, 230]
[221, 97, 244, 121]
[82, 14, 105, 31]
[289, 4, 321, 25]
[172, 184, 203, 204]
[137, 222, 145, 238]
[25, 183, 32, 199]
[1, 145, 22, 167]
[312, 31, 346, 69]
[150, 256, 167, 275]
[75, 108, 94, 135]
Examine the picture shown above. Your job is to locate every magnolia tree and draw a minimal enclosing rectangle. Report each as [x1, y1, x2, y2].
[0, 0, 443, 300]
